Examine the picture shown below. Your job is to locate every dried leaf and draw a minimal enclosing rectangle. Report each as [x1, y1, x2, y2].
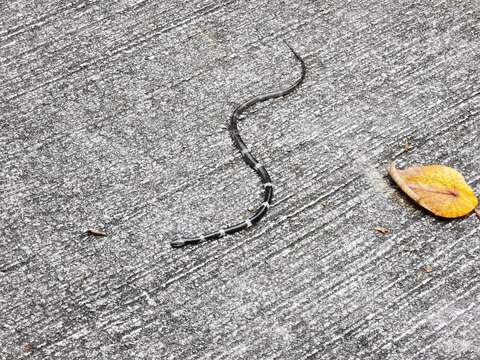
[86, 228, 107, 236]
[476, 208, 480, 220]
[389, 162, 478, 218]
[374, 226, 389, 235]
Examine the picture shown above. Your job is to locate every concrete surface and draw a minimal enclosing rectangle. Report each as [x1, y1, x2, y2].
[1, 0, 479, 359]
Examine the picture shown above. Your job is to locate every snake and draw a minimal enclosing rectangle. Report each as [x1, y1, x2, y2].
[171, 41, 306, 248]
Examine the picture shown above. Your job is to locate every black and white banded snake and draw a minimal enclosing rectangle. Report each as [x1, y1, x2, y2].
[171, 42, 306, 248]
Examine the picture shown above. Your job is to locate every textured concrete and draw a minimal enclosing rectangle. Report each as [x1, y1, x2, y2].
[1, 1, 480, 359]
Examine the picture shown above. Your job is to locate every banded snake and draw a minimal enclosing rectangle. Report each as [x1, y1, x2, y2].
[171, 42, 306, 247]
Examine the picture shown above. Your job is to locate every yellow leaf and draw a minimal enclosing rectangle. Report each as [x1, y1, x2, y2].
[389, 162, 478, 218]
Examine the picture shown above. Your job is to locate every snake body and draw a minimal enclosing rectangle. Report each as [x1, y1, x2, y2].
[171, 42, 306, 248]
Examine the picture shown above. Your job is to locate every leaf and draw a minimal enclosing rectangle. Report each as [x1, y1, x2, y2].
[389, 162, 478, 218]
[374, 226, 389, 235]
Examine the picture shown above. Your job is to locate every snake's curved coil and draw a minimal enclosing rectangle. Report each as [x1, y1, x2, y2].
[171, 42, 306, 247]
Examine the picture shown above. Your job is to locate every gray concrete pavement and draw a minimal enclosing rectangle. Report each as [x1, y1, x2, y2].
[1, 1, 479, 359]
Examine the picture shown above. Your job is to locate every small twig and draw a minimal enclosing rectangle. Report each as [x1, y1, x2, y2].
[421, 265, 433, 273]
[86, 228, 107, 236]
[373, 226, 389, 235]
